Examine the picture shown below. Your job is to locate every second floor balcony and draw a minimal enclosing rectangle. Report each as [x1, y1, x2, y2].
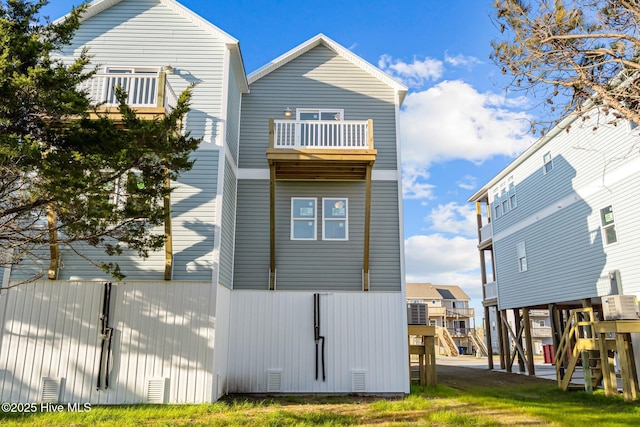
[79, 70, 178, 120]
[267, 118, 376, 181]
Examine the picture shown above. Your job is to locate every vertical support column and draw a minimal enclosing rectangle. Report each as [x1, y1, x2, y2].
[496, 309, 506, 369]
[47, 205, 59, 280]
[523, 307, 535, 376]
[269, 162, 276, 291]
[484, 306, 494, 369]
[513, 308, 526, 373]
[157, 71, 166, 108]
[363, 163, 372, 291]
[164, 171, 173, 280]
[501, 310, 511, 372]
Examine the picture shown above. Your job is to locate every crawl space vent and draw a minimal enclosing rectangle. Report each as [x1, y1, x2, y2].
[266, 370, 282, 392]
[41, 377, 62, 403]
[352, 371, 366, 392]
[145, 378, 168, 404]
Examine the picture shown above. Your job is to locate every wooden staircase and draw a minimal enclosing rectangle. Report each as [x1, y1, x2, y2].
[469, 330, 488, 357]
[436, 326, 459, 357]
[555, 308, 609, 391]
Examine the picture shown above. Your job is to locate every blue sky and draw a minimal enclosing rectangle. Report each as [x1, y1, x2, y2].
[43, 0, 539, 322]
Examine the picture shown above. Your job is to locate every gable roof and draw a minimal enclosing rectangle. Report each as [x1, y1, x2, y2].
[406, 283, 470, 301]
[58, 0, 248, 92]
[247, 34, 408, 105]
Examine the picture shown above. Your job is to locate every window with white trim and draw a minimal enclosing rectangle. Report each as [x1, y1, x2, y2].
[517, 241, 528, 272]
[492, 190, 501, 219]
[543, 152, 553, 174]
[322, 198, 348, 240]
[297, 109, 344, 147]
[291, 198, 317, 240]
[500, 183, 509, 215]
[508, 176, 517, 209]
[600, 205, 618, 245]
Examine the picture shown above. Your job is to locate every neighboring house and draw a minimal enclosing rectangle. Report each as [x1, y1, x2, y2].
[486, 309, 552, 356]
[0, 0, 409, 404]
[469, 99, 640, 373]
[406, 283, 478, 355]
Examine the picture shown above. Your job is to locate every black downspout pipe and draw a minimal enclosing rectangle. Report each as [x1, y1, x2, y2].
[97, 282, 113, 390]
[314, 293, 326, 382]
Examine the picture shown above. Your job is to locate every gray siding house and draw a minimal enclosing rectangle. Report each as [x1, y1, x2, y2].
[0, 1, 409, 403]
[229, 34, 409, 394]
[469, 104, 640, 374]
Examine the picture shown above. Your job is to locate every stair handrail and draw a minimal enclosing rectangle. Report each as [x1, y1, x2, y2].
[554, 307, 596, 390]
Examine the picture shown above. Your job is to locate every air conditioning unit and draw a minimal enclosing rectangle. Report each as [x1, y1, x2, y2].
[602, 295, 639, 320]
[407, 303, 428, 325]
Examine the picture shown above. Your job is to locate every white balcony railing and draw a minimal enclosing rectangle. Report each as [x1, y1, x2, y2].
[79, 72, 178, 111]
[273, 119, 371, 149]
[529, 309, 550, 317]
[484, 281, 497, 300]
[479, 222, 492, 245]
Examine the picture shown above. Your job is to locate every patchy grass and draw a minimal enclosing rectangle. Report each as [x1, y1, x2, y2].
[2, 368, 640, 426]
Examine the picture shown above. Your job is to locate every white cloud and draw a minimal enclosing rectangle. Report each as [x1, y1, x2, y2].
[379, 54, 444, 88]
[402, 164, 435, 200]
[426, 202, 478, 237]
[444, 52, 482, 69]
[405, 233, 478, 276]
[400, 80, 534, 169]
[405, 233, 484, 318]
[456, 175, 477, 191]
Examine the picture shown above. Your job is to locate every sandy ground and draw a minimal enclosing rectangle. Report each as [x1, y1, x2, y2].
[432, 355, 564, 390]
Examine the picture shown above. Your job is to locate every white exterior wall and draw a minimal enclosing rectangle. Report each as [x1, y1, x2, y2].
[228, 291, 409, 394]
[0, 281, 216, 403]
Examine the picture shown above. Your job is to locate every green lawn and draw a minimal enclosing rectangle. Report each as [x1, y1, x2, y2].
[1, 383, 638, 426]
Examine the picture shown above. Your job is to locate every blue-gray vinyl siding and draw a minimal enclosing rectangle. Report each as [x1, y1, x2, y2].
[219, 156, 237, 288]
[239, 45, 398, 170]
[9, 150, 219, 283]
[64, 0, 227, 144]
[490, 116, 640, 309]
[10, 0, 232, 282]
[226, 60, 242, 165]
[233, 180, 401, 291]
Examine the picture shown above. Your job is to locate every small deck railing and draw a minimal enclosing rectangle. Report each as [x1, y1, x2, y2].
[484, 281, 497, 300]
[80, 72, 178, 111]
[479, 222, 492, 246]
[272, 119, 372, 149]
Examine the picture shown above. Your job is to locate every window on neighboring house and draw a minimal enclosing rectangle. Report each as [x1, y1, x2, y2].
[500, 184, 509, 215]
[508, 176, 517, 209]
[600, 205, 618, 245]
[517, 241, 528, 272]
[322, 198, 348, 240]
[492, 191, 501, 219]
[538, 320, 545, 327]
[291, 198, 317, 240]
[543, 152, 553, 174]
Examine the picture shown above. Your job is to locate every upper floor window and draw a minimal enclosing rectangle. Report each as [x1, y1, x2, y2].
[600, 205, 618, 245]
[492, 190, 501, 219]
[291, 198, 317, 240]
[297, 109, 343, 121]
[517, 241, 528, 272]
[508, 176, 517, 209]
[322, 198, 348, 240]
[543, 152, 553, 174]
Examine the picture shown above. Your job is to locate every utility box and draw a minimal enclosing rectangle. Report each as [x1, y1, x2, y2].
[407, 303, 428, 325]
[602, 295, 640, 320]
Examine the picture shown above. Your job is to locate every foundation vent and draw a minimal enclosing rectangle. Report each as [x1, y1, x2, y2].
[145, 378, 168, 404]
[266, 370, 282, 392]
[41, 377, 62, 403]
[351, 371, 366, 392]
